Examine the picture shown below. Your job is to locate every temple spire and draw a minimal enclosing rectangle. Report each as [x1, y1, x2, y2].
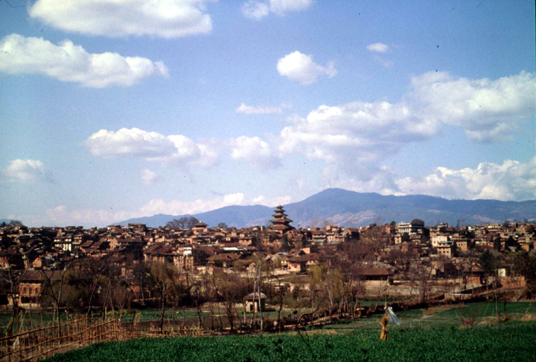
[270, 205, 294, 234]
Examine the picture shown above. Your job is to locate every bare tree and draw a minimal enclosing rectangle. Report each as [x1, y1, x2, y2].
[40, 260, 75, 323]
[0, 265, 28, 334]
[149, 261, 181, 332]
[165, 217, 200, 229]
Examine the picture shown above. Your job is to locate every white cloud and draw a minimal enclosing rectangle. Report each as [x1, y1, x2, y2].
[139, 197, 236, 216]
[335, 169, 403, 196]
[275, 71, 534, 180]
[252, 195, 292, 205]
[373, 55, 394, 68]
[236, 103, 287, 114]
[84, 128, 219, 168]
[278, 100, 439, 179]
[366, 43, 394, 67]
[396, 158, 536, 201]
[241, 1, 270, 19]
[139, 193, 291, 217]
[9, 205, 138, 228]
[294, 177, 306, 189]
[28, 0, 213, 38]
[242, 0, 312, 19]
[0, 34, 168, 87]
[412, 71, 535, 142]
[277, 51, 336, 85]
[140, 169, 160, 185]
[366, 43, 389, 53]
[228, 136, 281, 169]
[269, 0, 312, 15]
[3, 159, 55, 183]
[11, 192, 292, 227]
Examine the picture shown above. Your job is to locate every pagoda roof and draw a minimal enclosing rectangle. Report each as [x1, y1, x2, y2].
[270, 218, 293, 224]
[272, 224, 292, 230]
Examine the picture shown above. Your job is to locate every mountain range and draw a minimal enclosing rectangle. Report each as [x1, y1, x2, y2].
[117, 188, 536, 228]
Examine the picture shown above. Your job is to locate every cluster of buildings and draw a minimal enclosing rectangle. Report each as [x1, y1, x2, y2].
[1, 205, 535, 308]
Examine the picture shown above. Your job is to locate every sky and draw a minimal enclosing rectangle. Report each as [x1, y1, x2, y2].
[0, 0, 534, 227]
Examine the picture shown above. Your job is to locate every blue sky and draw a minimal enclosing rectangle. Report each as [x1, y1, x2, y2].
[0, 0, 534, 227]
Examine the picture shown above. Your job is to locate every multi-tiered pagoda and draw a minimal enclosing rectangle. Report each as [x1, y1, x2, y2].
[270, 205, 294, 234]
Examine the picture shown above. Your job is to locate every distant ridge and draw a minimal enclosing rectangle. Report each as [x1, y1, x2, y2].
[116, 188, 536, 228]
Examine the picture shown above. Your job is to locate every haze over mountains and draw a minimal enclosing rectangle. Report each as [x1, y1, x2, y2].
[118, 188, 536, 228]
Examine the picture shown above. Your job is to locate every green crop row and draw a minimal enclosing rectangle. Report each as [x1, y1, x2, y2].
[44, 323, 536, 362]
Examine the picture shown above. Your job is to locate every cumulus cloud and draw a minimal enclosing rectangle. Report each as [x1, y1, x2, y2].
[412, 71, 535, 142]
[277, 51, 336, 85]
[396, 158, 536, 201]
[140, 169, 161, 185]
[28, 0, 213, 38]
[229, 136, 281, 169]
[242, 0, 312, 19]
[242, 1, 270, 19]
[235, 103, 290, 114]
[278, 100, 439, 179]
[3, 159, 55, 183]
[84, 128, 219, 168]
[274, 71, 534, 180]
[366, 42, 389, 53]
[0, 34, 168, 87]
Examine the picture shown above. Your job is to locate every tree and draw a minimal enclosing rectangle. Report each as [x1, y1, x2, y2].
[309, 265, 343, 320]
[280, 235, 291, 252]
[165, 216, 199, 229]
[479, 250, 502, 318]
[149, 262, 182, 332]
[0, 265, 28, 334]
[40, 265, 73, 322]
[513, 251, 536, 297]
[217, 222, 228, 228]
[408, 262, 432, 303]
[479, 250, 497, 282]
[8, 220, 23, 227]
[212, 271, 248, 332]
[493, 236, 502, 251]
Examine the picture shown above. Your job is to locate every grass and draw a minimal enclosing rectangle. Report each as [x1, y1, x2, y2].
[323, 302, 536, 331]
[42, 322, 536, 362]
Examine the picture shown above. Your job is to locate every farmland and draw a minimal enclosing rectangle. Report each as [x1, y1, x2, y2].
[38, 302, 536, 362]
[42, 322, 536, 362]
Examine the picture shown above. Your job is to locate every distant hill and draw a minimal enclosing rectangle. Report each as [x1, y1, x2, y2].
[116, 188, 536, 228]
[117, 205, 273, 228]
[282, 188, 536, 228]
[116, 214, 180, 227]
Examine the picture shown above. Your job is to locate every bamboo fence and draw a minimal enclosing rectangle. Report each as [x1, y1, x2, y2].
[0, 317, 206, 362]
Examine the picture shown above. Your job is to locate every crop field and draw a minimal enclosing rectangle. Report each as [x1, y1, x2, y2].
[324, 302, 536, 331]
[43, 322, 536, 362]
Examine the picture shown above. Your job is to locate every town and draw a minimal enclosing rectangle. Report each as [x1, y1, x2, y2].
[2, 204, 535, 330]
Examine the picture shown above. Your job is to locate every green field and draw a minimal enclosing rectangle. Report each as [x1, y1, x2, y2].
[43, 322, 536, 362]
[324, 302, 536, 331]
[4, 301, 536, 335]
